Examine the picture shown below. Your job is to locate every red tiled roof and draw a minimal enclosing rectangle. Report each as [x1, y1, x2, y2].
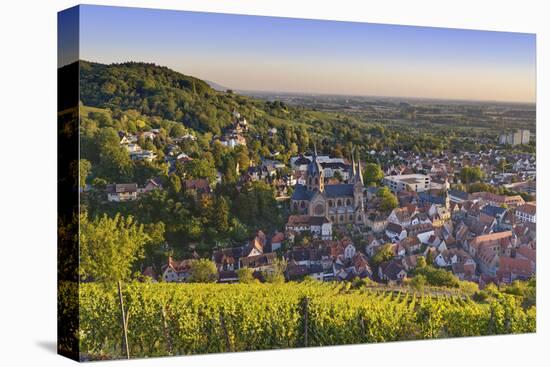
[287, 215, 330, 226]
[516, 246, 536, 263]
[471, 231, 512, 246]
[498, 256, 533, 277]
[184, 179, 210, 192]
[166, 257, 193, 273]
[516, 203, 536, 216]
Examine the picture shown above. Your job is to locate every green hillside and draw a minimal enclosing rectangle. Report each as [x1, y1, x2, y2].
[78, 60, 382, 151]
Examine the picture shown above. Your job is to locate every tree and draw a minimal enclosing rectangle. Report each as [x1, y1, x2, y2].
[170, 124, 186, 138]
[97, 128, 134, 182]
[168, 173, 182, 195]
[213, 196, 230, 234]
[467, 182, 495, 194]
[79, 212, 150, 283]
[497, 158, 507, 173]
[410, 274, 427, 291]
[144, 221, 165, 246]
[88, 111, 113, 128]
[377, 187, 398, 211]
[183, 158, 217, 184]
[460, 166, 483, 184]
[426, 250, 435, 265]
[222, 156, 238, 183]
[91, 177, 107, 189]
[414, 265, 459, 288]
[459, 280, 479, 295]
[237, 267, 256, 283]
[79, 159, 92, 189]
[234, 146, 250, 173]
[263, 258, 287, 283]
[371, 243, 394, 267]
[189, 259, 218, 283]
[234, 181, 282, 232]
[133, 161, 166, 186]
[363, 163, 384, 186]
[416, 255, 427, 269]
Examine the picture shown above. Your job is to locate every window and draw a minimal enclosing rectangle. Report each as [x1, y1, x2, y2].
[339, 215, 344, 222]
[300, 201, 305, 208]
[346, 198, 351, 206]
[328, 200, 333, 207]
[349, 214, 353, 221]
[337, 199, 342, 206]
[315, 204, 325, 216]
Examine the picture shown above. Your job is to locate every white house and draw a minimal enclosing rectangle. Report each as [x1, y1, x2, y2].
[106, 183, 138, 202]
[344, 243, 356, 259]
[387, 207, 414, 228]
[286, 215, 333, 240]
[130, 150, 157, 162]
[416, 229, 435, 245]
[125, 143, 142, 153]
[515, 203, 536, 224]
[161, 257, 193, 282]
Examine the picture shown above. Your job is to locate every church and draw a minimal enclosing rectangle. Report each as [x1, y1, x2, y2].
[291, 149, 366, 226]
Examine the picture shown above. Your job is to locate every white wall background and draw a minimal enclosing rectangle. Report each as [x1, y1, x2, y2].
[0, 1, 547, 366]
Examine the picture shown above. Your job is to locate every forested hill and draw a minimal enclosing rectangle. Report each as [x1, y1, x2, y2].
[80, 60, 239, 135]
[76, 60, 469, 157]
[78, 60, 376, 148]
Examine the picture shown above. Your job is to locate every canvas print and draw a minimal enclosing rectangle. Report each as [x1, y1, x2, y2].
[58, 5, 536, 362]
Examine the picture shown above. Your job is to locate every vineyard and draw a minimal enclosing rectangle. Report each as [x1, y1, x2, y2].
[60, 281, 536, 360]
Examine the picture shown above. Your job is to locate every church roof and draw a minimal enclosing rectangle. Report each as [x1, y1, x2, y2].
[292, 183, 356, 200]
[325, 184, 354, 198]
[291, 184, 314, 201]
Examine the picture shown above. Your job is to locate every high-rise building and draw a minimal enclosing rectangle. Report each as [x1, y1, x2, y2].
[521, 129, 530, 144]
[498, 129, 531, 146]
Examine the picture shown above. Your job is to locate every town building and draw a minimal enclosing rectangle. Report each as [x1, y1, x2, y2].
[161, 257, 193, 282]
[498, 129, 531, 146]
[515, 202, 536, 224]
[383, 174, 431, 194]
[290, 148, 366, 226]
[286, 215, 333, 240]
[106, 183, 138, 202]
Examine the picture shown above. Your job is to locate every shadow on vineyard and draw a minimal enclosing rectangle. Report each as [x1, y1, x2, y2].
[59, 281, 535, 361]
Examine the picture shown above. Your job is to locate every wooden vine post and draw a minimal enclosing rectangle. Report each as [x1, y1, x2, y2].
[303, 296, 309, 347]
[219, 313, 231, 352]
[117, 280, 130, 359]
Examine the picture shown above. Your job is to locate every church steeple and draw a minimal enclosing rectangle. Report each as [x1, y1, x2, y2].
[357, 151, 364, 186]
[351, 150, 356, 178]
[306, 142, 324, 192]
[353, 149, 366, 222]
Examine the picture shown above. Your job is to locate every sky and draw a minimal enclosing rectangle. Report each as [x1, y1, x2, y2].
[63, 5, 536, 103]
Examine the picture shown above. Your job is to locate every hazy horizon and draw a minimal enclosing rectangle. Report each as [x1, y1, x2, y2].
[64, 5, 536, 104]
